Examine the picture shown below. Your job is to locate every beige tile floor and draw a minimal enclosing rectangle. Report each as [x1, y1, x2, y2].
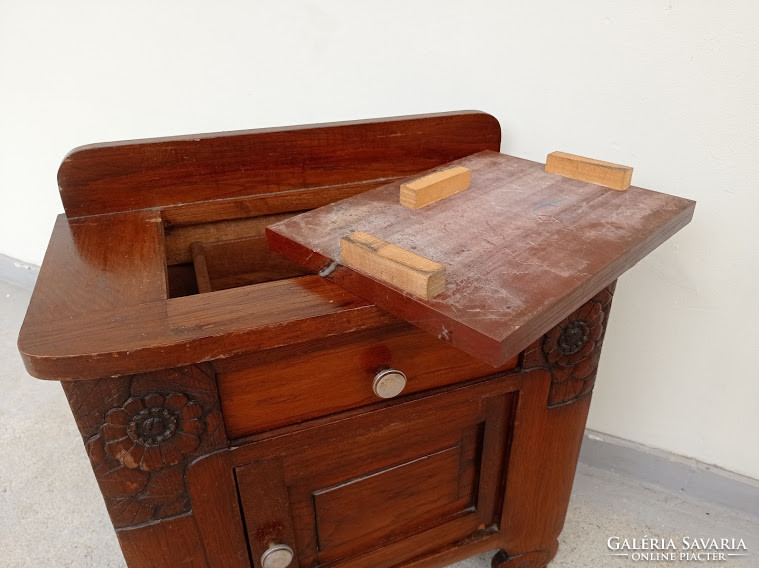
[1, 278, 756, 567]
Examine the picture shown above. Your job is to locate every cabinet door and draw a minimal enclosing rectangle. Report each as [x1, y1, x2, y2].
[233, 376, 518, 568]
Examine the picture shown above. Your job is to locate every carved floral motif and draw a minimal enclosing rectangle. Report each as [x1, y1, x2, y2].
[543, 284, 614, 406]
[62, 365, 226, 529]
[102, 393, 204, 471]
[521, 283, 616, 407]
[543, 299, 603, 372]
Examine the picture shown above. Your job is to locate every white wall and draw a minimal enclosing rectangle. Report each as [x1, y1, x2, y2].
[2, 1, 757, 479]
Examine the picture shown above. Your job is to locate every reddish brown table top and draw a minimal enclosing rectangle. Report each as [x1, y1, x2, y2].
[267, 151, 696, 366]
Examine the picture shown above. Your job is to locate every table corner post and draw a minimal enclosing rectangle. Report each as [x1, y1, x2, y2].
[60, 363, 230, 567]
[496, 282, 617, 565]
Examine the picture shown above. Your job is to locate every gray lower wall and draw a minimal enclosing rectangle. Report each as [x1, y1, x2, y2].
[579, 430, 759, 517]
[0, 253, 39, 289]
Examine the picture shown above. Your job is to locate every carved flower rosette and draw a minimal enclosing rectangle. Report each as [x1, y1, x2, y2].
[83, 392, 207, 526]
[541, 285, 614, 406]
[71, 365, 227, 529]
[101, 393, 204, 471]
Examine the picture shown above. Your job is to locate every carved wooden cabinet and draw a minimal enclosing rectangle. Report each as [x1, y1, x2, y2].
[18, 112, 694, 568]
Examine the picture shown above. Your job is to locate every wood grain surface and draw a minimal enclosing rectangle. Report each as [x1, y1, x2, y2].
[190, 236, 309, 293]
[217, 323, 518, 438]
[58, 111, 500, 219]
[23, 212, 167, 323]
[185, 451, 250, 568]
[21, 111, 501, 381]
[267, 150, 695, 366]
[19, 275, 396, 381]
[231, 373, 518, 568]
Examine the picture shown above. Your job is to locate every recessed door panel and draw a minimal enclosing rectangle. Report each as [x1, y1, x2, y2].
[234, 376, 518, 568]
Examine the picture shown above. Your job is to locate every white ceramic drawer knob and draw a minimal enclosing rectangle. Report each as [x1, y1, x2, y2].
[373, 368, 407, 399]
[261, 544, 294, 568]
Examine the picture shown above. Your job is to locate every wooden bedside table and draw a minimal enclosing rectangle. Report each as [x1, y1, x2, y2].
[18, 112, 694, 568]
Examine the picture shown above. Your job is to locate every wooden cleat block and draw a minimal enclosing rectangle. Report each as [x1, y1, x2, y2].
[400, 166, 471, 209]
[545, 151, 632, 190]
[340, 231, 446, 299]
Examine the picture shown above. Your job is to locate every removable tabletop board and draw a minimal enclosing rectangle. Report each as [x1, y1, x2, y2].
[267, 150, 695, 366]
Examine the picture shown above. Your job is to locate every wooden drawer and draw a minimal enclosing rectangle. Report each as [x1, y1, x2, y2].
[232, 374, 518, 568]
[217, 324, 518, 438]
